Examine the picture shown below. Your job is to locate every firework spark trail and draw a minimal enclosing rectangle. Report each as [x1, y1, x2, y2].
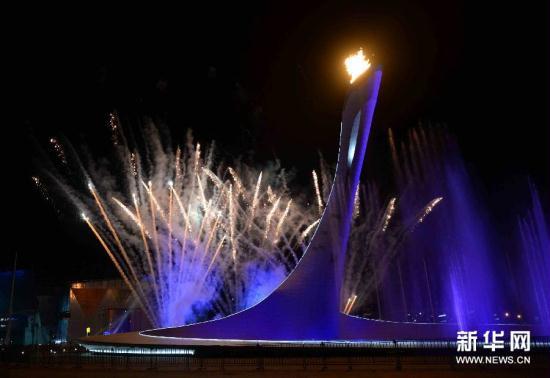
[343, 294, 358, 315]
[381, 197, 397, 232]
[167, 181, 174, 281]
[49, 137, 67, 165]
[112, 197, 147, 235]
[228, 185, 237, 260]
[32, 176, 52, 203]
[174, 183, 193, 291]
[109, 112, 120, 146]
[146, 180, 165, 309]
[416, 197, 443, 224]
[265, 186, 276, 204]
[175, 147, 183, 184]
[300, 219, 321, 243]
[251, 172, 262, 216]
[202, 236, 226, 285]
[203, 167, 224, 189]
[141, 180, 168, 223]
[274, 200, 292, 243]
[317, 153, 332, 203]
[312, 170, 323, 215]
[228, 167, 244, 196]
[171, 187, 192, 232]
[129, 153, 138, 177]
[82, 213, 157, 326]
[264, 197, 281, 239]
[193, 143, 201, 182]
[342, 297, 351, 314]
[200, 213, 222, 266]
[353, 185, 361, 219]
[189, 199, 213, 272]
[348, 294, 358, 314]
[89, 184, 159, 321]
[88, 183, 139, 285]
[132, 193, 161, 308]
[196, 173, 209, 209]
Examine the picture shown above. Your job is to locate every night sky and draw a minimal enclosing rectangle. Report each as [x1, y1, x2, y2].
[6, 1, 549, 284]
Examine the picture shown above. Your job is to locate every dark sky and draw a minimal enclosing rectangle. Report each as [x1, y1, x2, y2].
[6, 1, 549, 283]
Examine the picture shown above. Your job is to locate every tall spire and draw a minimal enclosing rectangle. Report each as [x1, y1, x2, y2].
[138, 67, 383, 340]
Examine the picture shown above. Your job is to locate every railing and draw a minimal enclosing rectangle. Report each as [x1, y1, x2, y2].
[1, 340, 549, 372]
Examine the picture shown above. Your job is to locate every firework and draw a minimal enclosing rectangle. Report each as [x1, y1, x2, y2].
[37, 114, 445, 327]
[312, 170, 323, 215]
[311, 157, 442, 317]
[39, 123, 318, 327]
[49, 137, 67, 164]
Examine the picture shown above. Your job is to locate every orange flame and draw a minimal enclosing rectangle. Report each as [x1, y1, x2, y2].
[345, 48, 371, 83]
